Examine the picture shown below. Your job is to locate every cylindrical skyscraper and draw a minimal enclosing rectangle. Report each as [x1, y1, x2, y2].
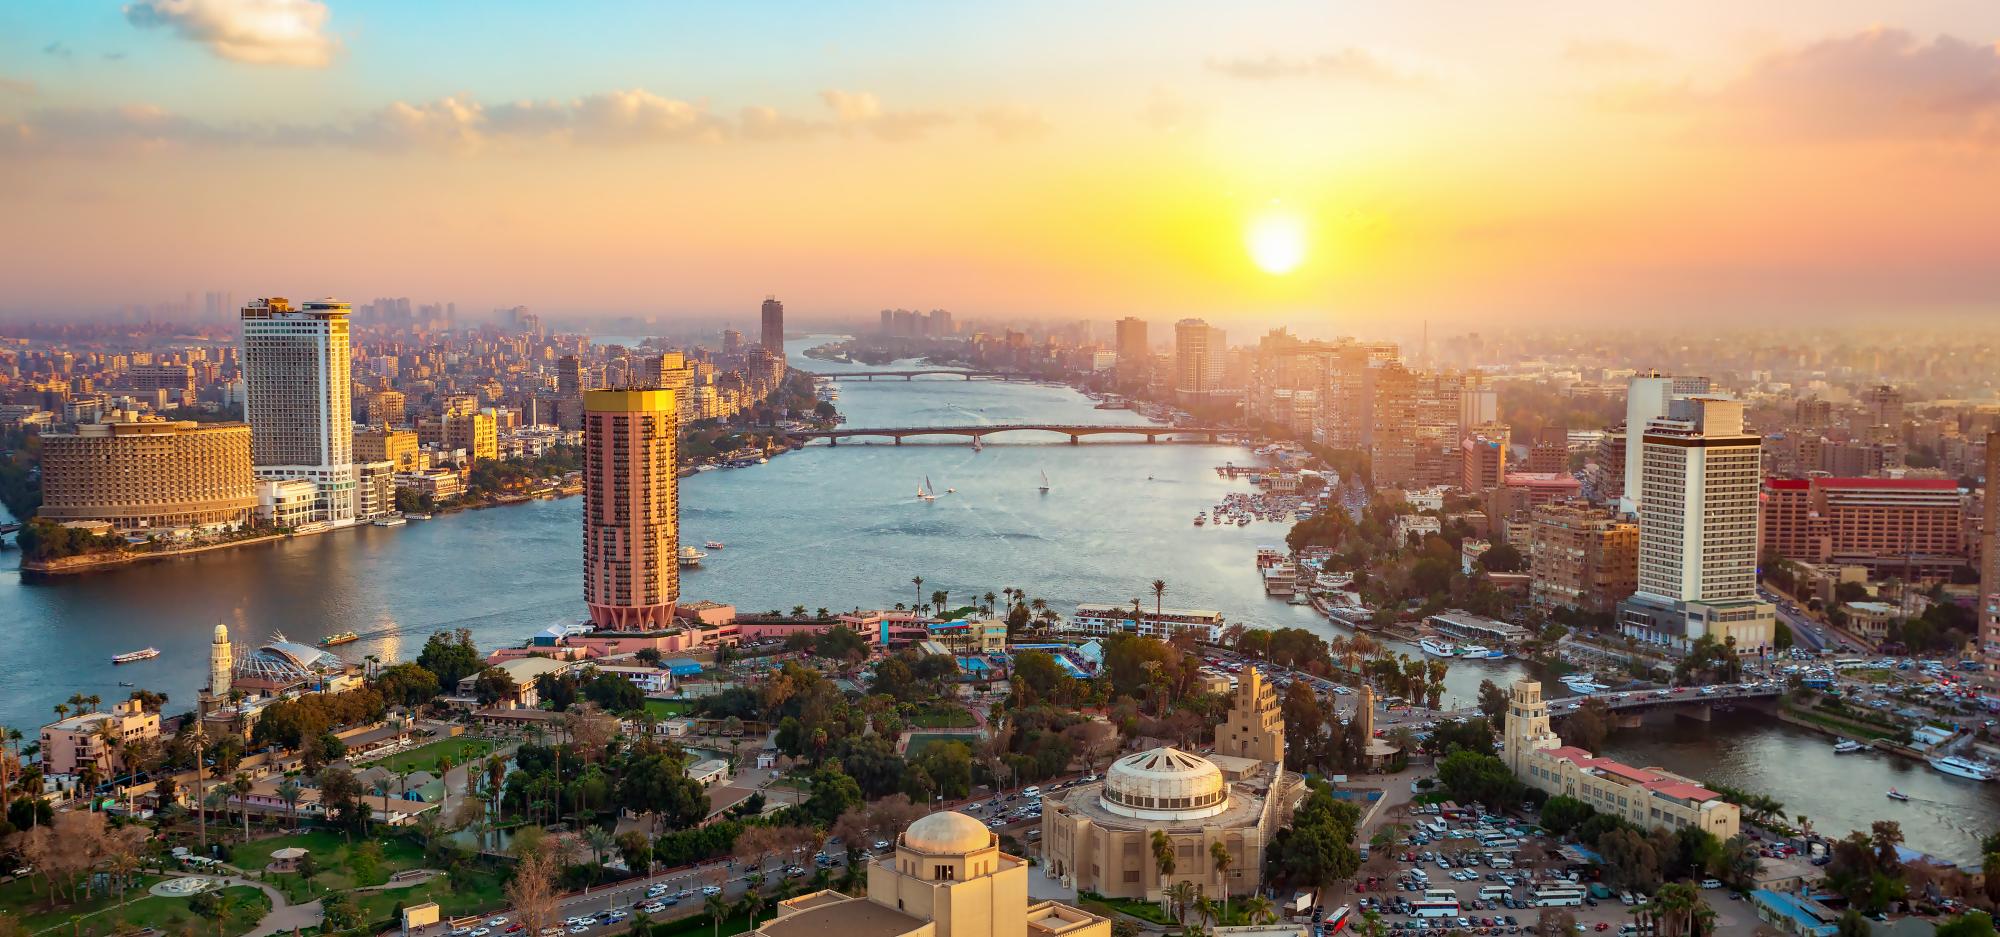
[760, 296, 785, 358]
[582, 389, 679, 630]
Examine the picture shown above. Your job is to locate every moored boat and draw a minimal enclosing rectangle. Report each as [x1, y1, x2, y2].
[1418, 638, 1459, 659]
[1833, 739, 1865, 754]
[111, 647, 160, 664]
[373, 516, 407, 527]
[1929, 755, 1997, 781]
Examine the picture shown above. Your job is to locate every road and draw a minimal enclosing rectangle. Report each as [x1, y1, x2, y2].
[1761, 586, 1834, 653]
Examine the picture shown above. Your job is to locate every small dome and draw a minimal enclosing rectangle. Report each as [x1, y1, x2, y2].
[213, 624, 229, 643]
[902, 810, 992, 854]
[1100, 747, 1229, 820]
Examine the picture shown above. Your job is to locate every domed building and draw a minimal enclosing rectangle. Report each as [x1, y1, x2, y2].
[751, 808, 1109, 937]
[230, 635, 352, 696]
[1041, 666, 1304, 901]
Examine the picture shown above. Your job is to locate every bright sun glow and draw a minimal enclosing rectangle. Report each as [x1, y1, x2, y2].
[1246, 210, 1308, 275]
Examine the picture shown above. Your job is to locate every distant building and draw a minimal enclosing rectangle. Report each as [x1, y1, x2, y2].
[40, 699, 159, 780]
[38, 419, 257, 531]
[240, 297, 356, 527]
[444, 410, 498, 463]
[1062, 603, 1226, 642]
[1461, 425, 1509, 494]
[760, 296, 785, 358]
[1982, 434, 2000, 672]
[1759, 477, 1967, 580]
[583, 388, 679, 630]
[354, 427, 419, 470]
[1173, 318, 1226, 399]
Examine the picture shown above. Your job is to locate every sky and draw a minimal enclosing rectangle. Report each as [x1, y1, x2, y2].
[2, 1, 1999, 328]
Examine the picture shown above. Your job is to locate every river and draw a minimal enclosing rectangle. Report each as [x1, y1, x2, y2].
[2, 334, 1978, 860]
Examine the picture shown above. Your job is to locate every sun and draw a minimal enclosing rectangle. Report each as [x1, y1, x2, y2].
[1245, 209, 1308, 275]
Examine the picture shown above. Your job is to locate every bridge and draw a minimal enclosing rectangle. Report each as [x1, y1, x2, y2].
[1429, 683, 1782, 725]
[800, 369, 1026, 381]
[786, 424, 1233, 445]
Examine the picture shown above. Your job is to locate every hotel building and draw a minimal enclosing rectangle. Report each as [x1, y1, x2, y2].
[583, 388, 679, 629]
[1061, 604, 1226, 642]
[761, 297, 786, 357]
[40, 699, 160, 779]
[38, 419, 258, 531]
[1618, 396, 1774, 654]
[1759, 477, 1967, 580]
[240, 298, 356, 527]
[1041, 668, 1302, 901]
[1502, 680, 1738, 839]
[755, 809, 1109, 937]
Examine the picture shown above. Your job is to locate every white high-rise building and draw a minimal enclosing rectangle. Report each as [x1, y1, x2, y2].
[1618, 395, 1774, 654]
[1619, 372, 1712, 515]
[1173, 318, 1225, 396]
[241, 297, 356, 527]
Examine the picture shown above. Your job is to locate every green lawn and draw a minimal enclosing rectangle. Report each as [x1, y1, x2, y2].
[112, 885, 270, 937]
[235, 830, 427, 898]
[358, 737, 497, 775]
[910, 706, 975, 728]
[348, 865, 508, 926]
[904, 733, 980, 758]
[0, 872, 163, 933]
[644, 699, 692, 717]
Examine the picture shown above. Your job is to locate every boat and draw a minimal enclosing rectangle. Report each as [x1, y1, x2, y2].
[1929, 755, 1998, 781]
[1194, 513, 1206, 527]
[373, 516, 407, 527]
[111, 648, 160, 665]
[1419, 638, 1459, 659]
[405, 512, 433, 520]
[1887, 789, 1910, 802]
[118, 681, 134, 687]
[917, 477, 938, 502]
[320, 631, 359, 647]
[1038, 470, 1050, 494]
[1833, 739, 1865, 754]
[677, 545, 708, 568]
[1561, 676, 1609, 693]
[945, 487, 956, 494]
[704, 541, 726, 550]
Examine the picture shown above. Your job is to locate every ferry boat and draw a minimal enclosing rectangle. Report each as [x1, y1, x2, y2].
[704, 541, 726, 550]
[1887, 789, 1910, 802]
[320, 631, 359, 647]
[1833, 739, 1866, 754]
[405, 512, 433, 520]
[111, 647, 160, 665]
[1561, 676, 1609, 694]
[1929, 755, 1998, 781]
[372, 516, 407, 527]
[1419, 638, 1460, 659]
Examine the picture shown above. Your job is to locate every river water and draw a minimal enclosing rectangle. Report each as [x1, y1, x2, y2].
[1, 335, 1983, 859]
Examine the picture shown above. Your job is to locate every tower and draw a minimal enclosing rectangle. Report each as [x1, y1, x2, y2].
[582, 388, 679, 630]
[1216, 665, 1284, 764]
[760, 296, 785, 358]
[240, 297, 356, 525]
[1981, 434, 2000, 673]
[1354, 682, 1376, 742]
[1500, 679, 1561, 775]
[208, 623, 233, 701]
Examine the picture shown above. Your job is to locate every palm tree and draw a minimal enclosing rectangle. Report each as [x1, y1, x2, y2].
[1151, 579, 1167, 619]
[1150, 829, 1177, 913]
[436, 754, 455, 801]
[1163, 881, 1199, 927]
[705, 894, 729, 937]
[276, 777, 301, 830]
[932, 590, 948, 614]
[1209, 841, 1232, 920]
[912, 575, 925, 613]
[1239, 895, 1276, 926]
[233, 773, 254, 839]
[982, 591, 997, 614]
[1192, 895, 1219, 933]
[742, 890, 768, 929]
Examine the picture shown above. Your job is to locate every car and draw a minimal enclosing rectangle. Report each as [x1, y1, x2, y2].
[1595, 924, 1609, 932]
[488, 920, 510, 928]
[472, 929, 491, 937]
[606, 912, 627, 923]
[506, 927, 523, 934]
[873, 840, 891, 851]
[451, 929, 471, 937]
[567, 929, 587, 935]
[702, 885, 723, 896]
[1700, 878, 1723, 889]
[1022, 786, 1041, 797]
[640, 903, 664, 915]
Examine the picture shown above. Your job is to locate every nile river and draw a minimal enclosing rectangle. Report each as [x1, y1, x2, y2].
[0, 335, 1990, 860]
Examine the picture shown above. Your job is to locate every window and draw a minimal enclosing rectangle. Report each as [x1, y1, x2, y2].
[934, 865, 955, 881]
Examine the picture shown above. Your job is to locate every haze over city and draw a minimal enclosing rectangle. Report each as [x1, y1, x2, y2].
[4, 1, 2000, 324]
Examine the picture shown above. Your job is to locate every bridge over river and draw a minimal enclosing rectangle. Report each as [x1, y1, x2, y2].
[800, 369, 1027, 381]
[785, 424, 1234, 445]
[1431, 683, 1784, 725]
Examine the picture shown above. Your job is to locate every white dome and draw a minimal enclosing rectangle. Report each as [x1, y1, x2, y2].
[1100, 747, 1230, 821]
[213, 624, 229, 643]
[902, 810, 992, 854]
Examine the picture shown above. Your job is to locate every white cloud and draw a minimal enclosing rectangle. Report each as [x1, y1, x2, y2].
[125, 0, 337, 68]
[1207, 48, 1434, 87]
[819, 89, 952, 141]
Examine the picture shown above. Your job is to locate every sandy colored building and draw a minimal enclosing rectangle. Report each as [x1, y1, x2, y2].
[38, 418, 258, 531]
[445, 410, 498, 463]
[1529, 504, 1639, 615]
[40, 698, 159, 779]
[583, 388, 679, 629]
[1041, 667, 1303, 901]
[1502, 680, 1738, 839]
[755, 809, 1108, 937]
[354, 427, 420, 471]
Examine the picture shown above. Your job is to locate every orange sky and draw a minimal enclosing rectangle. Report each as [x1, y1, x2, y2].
[2, 2, 1998, 327]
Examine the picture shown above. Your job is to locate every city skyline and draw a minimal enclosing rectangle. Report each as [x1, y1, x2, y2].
[2, 2, 1998, 324]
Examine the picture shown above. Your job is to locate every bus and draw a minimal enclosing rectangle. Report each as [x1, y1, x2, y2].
[1478, 885, 1511, 901]
[1834, 658, 1869, 671]
[1533, 887, 1585, 908]
[1413, 890, 1461, 918]
[1322, 905, 1352, 934]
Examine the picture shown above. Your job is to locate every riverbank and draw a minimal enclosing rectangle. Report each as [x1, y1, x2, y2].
[21, 531, 290, 575]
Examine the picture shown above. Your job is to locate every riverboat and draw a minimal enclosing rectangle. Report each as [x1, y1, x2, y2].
[1418, 638, 1459, 659]
[405, 513, 433, 520]
[1887, 789, 1910, 802]
[320, 631, 359, 646]
[111, 648, 160, 664]
[373, 516, 407, 527]
[704, 541, 726, 550]
[1833, 739, 1865, 754]
[1929, 755, 1998, 782]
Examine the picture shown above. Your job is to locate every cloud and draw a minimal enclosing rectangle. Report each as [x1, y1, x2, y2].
[1206, 48, 1432, 87]
[43, 41, 73, 58]
[124, 0, 337, 68]
[973, 105, 1049, 142]
[1563, 38, 1667, 68]
[818, 89, 952, 141]
[1599, 28, 2000, 147]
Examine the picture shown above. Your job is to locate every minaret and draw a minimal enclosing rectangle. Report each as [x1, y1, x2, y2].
[209, 624, 233, 701]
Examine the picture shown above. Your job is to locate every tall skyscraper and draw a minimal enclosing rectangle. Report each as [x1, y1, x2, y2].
[556, 354, 585, 430]
[240, 297, 356, 526]
[1619, 372, 1712, 515]
[582, 389, 679, 630]
[1617, 396, 1773, 653]
[1115, 317, 1148, 364]
[760, 296, 785, 357]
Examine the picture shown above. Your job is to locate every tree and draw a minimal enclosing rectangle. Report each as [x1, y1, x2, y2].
[1937, 912, 1999, 937]
[1598, 827, 1662, 893]
[1436, 750, 1522, 809]
[472, 667, 519, 706]
[416, 629, 483, 688]
[1476, 679, 1509, 721]
[912, 575, 925, 613]
[1210, 840, 1233, 920]
[506, 838, 562, 937]
[1564, 698, 1611, 753]
[1152, 579, 1167, 619]
[1478, 543, 1525, 572]
[1837, 909, 1873, 937]
[705, 894, 730, 937]
[1151, 828, 1176, 887]
[1240, 894, 1276, 926]
[1539, 796, 1595, 836]
[620, 752, 710, 834]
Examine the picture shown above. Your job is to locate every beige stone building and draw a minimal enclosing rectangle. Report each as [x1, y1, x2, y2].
[354, 428, 420, 471]
[1041, 667, 1303, 901]
[1528, 504, 1638, 615]
[39, 419, 258, 530]
[1502, 680, 1739, 839]
[754, 810, 1108, 937]
[40, 698, 159, 779]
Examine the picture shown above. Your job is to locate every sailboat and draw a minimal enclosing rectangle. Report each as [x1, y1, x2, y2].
[1038, 470, 1050, 494]
[917, 477, 938, 502]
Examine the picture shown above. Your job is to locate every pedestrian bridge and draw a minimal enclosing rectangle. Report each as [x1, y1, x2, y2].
[785, 424, 1233, 445]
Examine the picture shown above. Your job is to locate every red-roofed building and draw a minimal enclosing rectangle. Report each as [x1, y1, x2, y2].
[1503, 472, 1583, 508]
[1760, 476, 1968, 580]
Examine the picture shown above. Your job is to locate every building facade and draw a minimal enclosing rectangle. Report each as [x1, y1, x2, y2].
[1619, 396, 1774, 653]
[761, 296, 785, 357]
[1528, 504, 1638, 615]
[40, 699, 159, 779]
[1503, 680, 1739, 839]
[240, 297, 356, 527]
[583, 389, 680, 629]
[38, 419, 258, 531]
[1173, 318, 1226, 399]
[1759, 477, 1966, 580]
